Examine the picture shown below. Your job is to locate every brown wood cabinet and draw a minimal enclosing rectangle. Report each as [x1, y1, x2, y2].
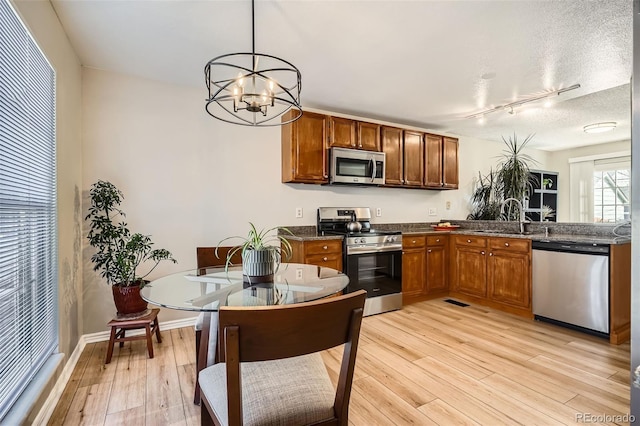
[328, 117, 357, 149]
[289, 239, 343, 271]
[424, 134, 459, 189]
[281, 111, 329, 184]
[426, 235, 448, 294]
[381, 126, 403, 186]
[486, 238, 531, 309]
[403, 130, 424, 187]
[357, 122, 381, 151]
[451, 235, 531, 316]
[402, 235, 426, 299]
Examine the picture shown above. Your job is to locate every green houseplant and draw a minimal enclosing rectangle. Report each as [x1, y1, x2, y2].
[468, 133, 537, 221]
[217, 223, 293, 283]
[85, 180, 176, 316]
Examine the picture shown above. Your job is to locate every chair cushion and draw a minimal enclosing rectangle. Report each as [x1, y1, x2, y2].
[199, 353, 336, 426]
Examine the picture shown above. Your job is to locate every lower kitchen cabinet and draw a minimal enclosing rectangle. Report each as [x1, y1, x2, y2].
[289, 239, 343, 271]
[426, 235, 448, 294]
[451, 235, 532, 316]
[402, 236, 426, 299]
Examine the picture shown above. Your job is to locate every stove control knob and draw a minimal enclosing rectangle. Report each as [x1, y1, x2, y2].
[359, 238, 366, 244]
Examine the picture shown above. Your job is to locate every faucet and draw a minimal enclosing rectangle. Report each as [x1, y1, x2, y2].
[501, 198, 526, 234]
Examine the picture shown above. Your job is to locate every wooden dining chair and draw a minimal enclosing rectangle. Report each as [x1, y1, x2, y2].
[199, 289, 366, 426]
[194, 246, 242, 404]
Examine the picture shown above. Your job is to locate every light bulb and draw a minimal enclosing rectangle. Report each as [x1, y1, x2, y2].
[236, 72, 244, 88]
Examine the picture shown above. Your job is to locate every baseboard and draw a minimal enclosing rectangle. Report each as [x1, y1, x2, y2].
[34, 314, 199, 424]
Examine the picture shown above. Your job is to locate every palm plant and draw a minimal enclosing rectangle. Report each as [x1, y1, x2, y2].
[468, 134, 538, 221]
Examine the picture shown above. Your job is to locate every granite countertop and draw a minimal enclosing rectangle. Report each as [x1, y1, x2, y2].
[282, 222, 631, 245]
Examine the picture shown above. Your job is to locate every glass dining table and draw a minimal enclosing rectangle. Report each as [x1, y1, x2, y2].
[140, 262, 349, 402]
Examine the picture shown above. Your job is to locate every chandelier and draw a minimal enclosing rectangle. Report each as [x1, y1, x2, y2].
[204, 0, 302, 126]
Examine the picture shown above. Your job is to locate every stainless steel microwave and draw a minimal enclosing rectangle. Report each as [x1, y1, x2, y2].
[330, 147, 385, 185]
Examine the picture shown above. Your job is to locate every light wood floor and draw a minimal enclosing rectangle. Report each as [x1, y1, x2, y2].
[49, 298, 632, 425]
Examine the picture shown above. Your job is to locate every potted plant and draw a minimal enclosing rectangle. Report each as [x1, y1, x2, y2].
[217, 223, 293, 283]
[468, 134, 537, 221]
[85, 180, 176, 316]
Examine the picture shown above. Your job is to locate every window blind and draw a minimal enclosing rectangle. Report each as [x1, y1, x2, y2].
[0, 0, 58, 420]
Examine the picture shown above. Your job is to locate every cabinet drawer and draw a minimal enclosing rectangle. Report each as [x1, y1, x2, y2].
[489, 238, 530, 253]
[454, 235, 487, 248]
[304, 240, 342, 255]
[305, 253, 342, 270]
[403, 235, 426, 249]
[427, 235, 446, 246]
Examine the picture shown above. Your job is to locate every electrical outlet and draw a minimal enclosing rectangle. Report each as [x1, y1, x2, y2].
[295, 268, 303, 280]
[295, 207, 303, 218]
[376, 207, 382, 217]
[428, 207, 437, 216]
[446, 201, 451, 210]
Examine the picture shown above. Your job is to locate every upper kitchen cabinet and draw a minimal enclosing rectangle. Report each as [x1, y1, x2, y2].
[329, 117, 380, 151]
[424, 134, 459, 189]
[328, 116, 357, 149]
[380, 126, 403, 186]
[403, 130, 424, 187]
[357, 122, 381, 151]
[281, 111, 329, 184]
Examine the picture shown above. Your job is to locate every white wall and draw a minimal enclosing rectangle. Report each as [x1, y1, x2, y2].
[11, 0, 83, 422]
[81, 67, 550, 332]
[547, 140, 631, 221]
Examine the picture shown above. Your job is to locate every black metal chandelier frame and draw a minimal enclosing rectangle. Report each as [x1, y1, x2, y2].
[204, 0, 302, 126]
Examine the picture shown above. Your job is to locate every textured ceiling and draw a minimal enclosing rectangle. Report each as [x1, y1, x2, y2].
[50, 0, 632, 151]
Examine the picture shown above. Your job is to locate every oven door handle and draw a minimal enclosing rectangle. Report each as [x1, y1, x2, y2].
[347, 245, 403, 255]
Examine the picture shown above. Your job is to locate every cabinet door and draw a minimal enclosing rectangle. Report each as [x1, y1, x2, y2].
[281, 111, 328, 183]
[402, 248, 426, 297]
[381, 126, 403, 186]
[424, 134, 443, 188]
[403, 130, 424, 187]
[329, 117, 357, 148]
[487, 250, 530, 308]
[453, 246, 487, 297]
[426, 245, 447, 293]
[358, 122, 381, 151]
[442, 137, 459, 189]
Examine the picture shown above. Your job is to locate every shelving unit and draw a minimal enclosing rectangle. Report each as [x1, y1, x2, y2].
[525, 169, 558, 222]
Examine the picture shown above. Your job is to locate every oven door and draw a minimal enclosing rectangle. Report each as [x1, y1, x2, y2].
[344, 250, 402, 315]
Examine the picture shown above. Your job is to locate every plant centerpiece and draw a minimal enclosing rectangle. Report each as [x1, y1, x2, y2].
[217, 223, 293, 284]
[85, 180, 176, 317]
[468, 133, 537, 221]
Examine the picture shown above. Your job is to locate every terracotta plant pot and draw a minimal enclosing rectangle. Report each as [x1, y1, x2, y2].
[112, 282, 148, 316]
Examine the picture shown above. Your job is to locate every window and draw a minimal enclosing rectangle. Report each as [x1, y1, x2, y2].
[0, 0, 57, 420]
[593, 158, 630, 223]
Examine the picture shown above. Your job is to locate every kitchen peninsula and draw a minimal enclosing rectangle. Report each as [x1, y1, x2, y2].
[284, 220, 631, 345]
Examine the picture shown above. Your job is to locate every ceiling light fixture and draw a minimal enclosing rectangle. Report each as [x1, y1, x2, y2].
[583, 122, 617, 134]
[466, 84, 580, 121]
[204, 0, 302, 126]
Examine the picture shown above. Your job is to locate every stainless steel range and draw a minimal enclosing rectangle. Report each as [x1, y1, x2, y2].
[317, 207, 402, 316]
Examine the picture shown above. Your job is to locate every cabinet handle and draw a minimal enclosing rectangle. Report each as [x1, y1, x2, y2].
[412, 240, 416, 244]
[427, 249, 432, 253]
[323, 257, 328, 261]
[323, 245, 328, 250]
[436, 238, 440, 242]
[504, 242, 509, 247]
[489, 252, 493, 256]
[467, 239, 472, 243]
[481, 251, 485, 255]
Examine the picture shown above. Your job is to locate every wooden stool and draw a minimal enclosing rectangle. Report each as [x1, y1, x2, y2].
[105, 308, 162, 364]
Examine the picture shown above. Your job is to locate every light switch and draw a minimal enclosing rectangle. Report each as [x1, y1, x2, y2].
[376, 208, 382, 217]
[295, 207, 303, 218]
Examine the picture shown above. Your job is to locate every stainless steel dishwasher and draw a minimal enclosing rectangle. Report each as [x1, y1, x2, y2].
[532, 240, 609, 336]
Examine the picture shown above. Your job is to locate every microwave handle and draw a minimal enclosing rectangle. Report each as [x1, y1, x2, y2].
[370, 156, 376, 183]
